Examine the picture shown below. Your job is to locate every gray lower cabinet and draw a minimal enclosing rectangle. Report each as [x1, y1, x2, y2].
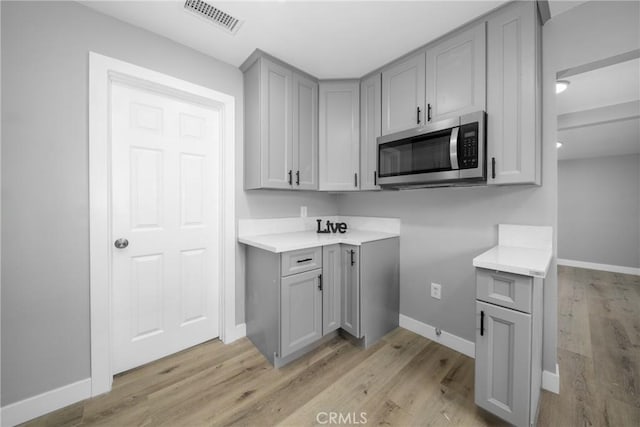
[245, 237, 399, 367]
[475, 268, 543, 427]
[281, 269, 323, 358]
[341, 245, 361, 337]
[322, 244, 342, 335]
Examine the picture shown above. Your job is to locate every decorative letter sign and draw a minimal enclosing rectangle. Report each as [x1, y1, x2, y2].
[316, 219, 348, 234]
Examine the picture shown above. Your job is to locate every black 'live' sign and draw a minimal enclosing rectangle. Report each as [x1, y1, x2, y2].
[316, 219, 348, 234]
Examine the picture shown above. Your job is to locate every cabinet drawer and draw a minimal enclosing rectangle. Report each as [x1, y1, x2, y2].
[476, 268, 532, 313]
[281, 247, 322, 276]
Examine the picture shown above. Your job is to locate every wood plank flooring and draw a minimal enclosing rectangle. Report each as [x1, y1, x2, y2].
[22, 266, 640, 426]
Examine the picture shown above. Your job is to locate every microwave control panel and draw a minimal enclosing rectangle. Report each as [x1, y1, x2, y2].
[459, 122, 479, 169]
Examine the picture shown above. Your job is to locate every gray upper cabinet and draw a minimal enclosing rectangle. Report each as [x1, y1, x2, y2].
[322, 244, 341, 335]
[293, 73, 319, 190]
[487, 1, 541, 185]
[280, 269, 323, 358]
[243, 53, 318, 190]
[319, 81, 360, 191]
[359, 74, 382, 191]
[341, 245, 361, 338]
[381, 51, 426, 136]
[426, 23, 486, 123]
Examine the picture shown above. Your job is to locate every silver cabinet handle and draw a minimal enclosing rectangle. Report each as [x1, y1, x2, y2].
[114, 238, 129, 249]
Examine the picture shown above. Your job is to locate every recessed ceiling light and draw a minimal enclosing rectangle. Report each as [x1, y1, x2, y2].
[556, 80, 570, 94]
[556, 142, 563, 148]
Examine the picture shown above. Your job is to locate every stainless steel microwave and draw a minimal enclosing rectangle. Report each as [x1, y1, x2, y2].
[377, 111, 486, 188]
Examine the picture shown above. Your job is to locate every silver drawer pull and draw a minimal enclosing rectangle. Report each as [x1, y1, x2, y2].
[296, 258, 312, 263]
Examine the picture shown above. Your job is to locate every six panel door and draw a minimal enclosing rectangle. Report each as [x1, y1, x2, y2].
[381, 52, 426, 135]
[111, 82, 220, 374]
[281, 269, 323, 357]
[475, 300, 532, 426]
[426, 23, 486, 122]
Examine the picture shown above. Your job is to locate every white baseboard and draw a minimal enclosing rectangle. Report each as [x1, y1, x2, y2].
[0, 378, 91, 427]
[558, 258, 640, 276]
[223, 322, 246, 344]
[399, 314, 475, 358]
[542, 363, 560, 394]
[400, 315, 561, 394]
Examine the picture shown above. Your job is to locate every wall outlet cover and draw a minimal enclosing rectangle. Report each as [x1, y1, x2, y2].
[300, 206, 307, 217]
[431, 283, 442, 300]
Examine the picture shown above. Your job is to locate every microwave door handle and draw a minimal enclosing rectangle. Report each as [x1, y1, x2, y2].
[449, 127, 459, 170]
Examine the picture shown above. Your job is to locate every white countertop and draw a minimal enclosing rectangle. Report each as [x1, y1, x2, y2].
[473, 245, 552, 278]
[239, 229, 399, 253]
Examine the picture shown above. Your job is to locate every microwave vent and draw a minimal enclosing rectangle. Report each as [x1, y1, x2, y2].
[184, 0, 243, 35]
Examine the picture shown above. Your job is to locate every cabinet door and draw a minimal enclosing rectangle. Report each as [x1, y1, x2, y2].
[260, 58, 294, 189]
[293, 73, 318, 190]
[360, 74, 382, 191]
[322, 244, 341, 335]
[487, 1, 540, 185]
[281, 269, 323, 358]
[341, 245, 361, 338]
[381, 52, 426, 135]
[426, 23, 486, 123]
[475, 301, 531, 427]
[318, 81, 360, 191]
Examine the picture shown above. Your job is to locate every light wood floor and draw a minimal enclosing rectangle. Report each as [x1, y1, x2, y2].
[23, 266, 640, 426]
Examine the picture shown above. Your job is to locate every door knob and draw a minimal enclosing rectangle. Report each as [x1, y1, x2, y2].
[114, 238, 129, 249]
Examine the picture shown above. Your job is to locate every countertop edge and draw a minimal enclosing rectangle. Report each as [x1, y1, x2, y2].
[473, 246, 553, 279]
[239, 232, 399, 253]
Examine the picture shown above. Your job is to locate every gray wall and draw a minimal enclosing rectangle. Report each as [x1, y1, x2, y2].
[559, 154, 640, 268]
[338, 0, 640, 375]
[235, 190, 338, 322]
[337, 184, 556, 362]
[0, 1, 337, 406]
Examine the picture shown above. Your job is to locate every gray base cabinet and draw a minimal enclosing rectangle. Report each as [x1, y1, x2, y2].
[245, 237, 399, 367]
[340, 245, 361, 337]
[474, 268, 543, 427]
[281, 269, 323, 358]
[322, 244, 342, 335]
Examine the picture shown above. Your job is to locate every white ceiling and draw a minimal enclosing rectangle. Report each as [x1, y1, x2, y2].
[548, 0, 588, 18]
[82, 0, 508, 79]
[556, 58, 640, 115]
[558, 118, 640, 160]
[79, 1, 637, 161]
[557, 58, 640, 160]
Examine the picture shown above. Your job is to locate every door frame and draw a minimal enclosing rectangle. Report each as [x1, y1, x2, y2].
[88, 52, 236, 396]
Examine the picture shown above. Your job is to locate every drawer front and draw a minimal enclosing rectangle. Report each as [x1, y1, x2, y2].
[476, 268, 532, 313]
[281, 247, 323, 276]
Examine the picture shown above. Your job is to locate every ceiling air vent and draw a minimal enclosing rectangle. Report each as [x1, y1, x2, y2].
[184, 0, 243, 35]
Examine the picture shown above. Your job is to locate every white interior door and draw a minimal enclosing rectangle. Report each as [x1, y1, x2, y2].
[111, 82, 220, 374]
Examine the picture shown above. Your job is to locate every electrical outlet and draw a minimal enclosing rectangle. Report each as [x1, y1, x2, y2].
[300, 206, 307, 217]
[431, 283, 442, 300]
